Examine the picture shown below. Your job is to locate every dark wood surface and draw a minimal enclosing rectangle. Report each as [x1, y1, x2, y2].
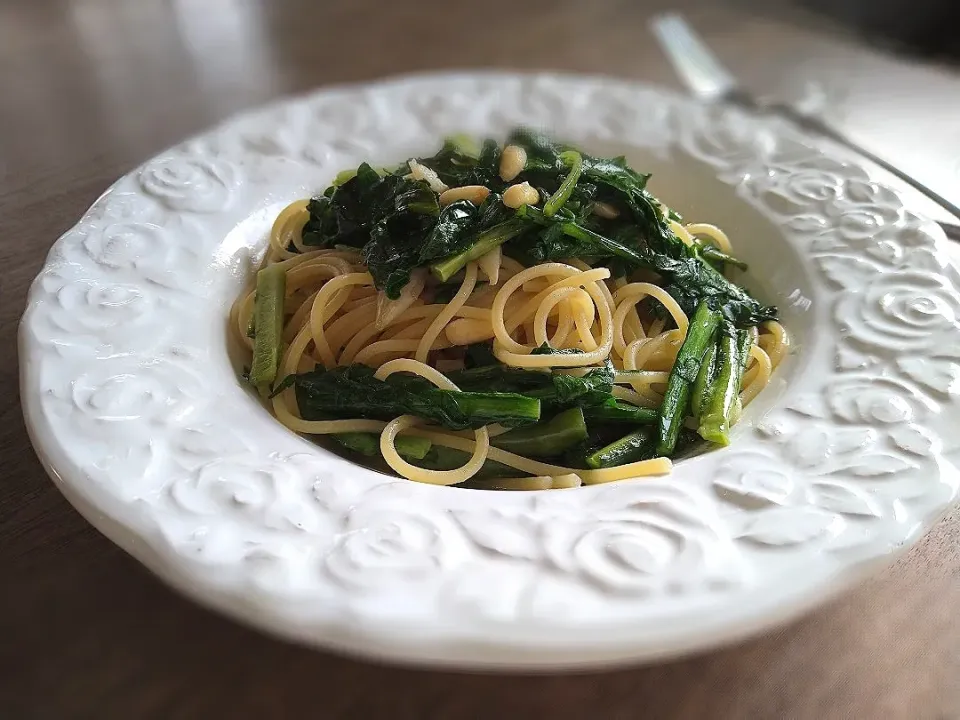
[2, 2, 959, 718]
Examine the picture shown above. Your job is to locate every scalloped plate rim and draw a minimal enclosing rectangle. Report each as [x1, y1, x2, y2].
[18, 70, 960, 669]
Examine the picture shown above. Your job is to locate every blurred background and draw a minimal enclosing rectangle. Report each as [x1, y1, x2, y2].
[2, 1, 958, 718]
[798, 0, 960, 59]
[2, 0, 958, 234]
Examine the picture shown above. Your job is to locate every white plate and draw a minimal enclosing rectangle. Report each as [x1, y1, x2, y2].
[19, 72, 960, 669]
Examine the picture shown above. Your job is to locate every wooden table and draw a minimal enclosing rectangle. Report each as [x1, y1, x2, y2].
[2, 1, 958, 717]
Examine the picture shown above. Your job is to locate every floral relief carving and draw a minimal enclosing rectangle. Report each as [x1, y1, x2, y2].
[27, 271, 194, 358]
[712, 451, 797, 509]
[453, 484, 745, 595]
[139, 152, 238, 212]
[835, 270, 960, 354]
[325, 490, 463, 590]
[44, 357, 206, 434]
[736, 506, 842, 547]
[168, 454, 326, 534]
[51, 217, 207, 294]
[77, 190, 167, 231]
[896, 356, 960, 397]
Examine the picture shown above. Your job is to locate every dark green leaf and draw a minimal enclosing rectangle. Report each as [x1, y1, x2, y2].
[506, 127, 567, 170]
[415, 445, 516, 479]
[333, 432, 432, 460]
[303, 132, 777, 326]
[418, 200, 478, 261]
[586, 427, 655, 469]
[491, 407, 588, 457]
[419, 137, 480, 187]
[656, 302, 722, 456]
[463, 342, 499, 369]
[448, 362, 614, 412]
[530, 342, 585, 356]
[517, 205, 776, 326]
[294, 364, 541, 430]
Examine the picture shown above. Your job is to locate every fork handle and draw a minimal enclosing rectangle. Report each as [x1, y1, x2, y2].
[766, 100, 960, 242]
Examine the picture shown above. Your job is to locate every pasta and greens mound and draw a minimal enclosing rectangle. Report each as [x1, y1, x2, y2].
[231, 129, 788, 491]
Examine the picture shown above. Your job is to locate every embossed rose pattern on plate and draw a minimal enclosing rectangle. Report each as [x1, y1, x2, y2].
[19, 74, 960, 668]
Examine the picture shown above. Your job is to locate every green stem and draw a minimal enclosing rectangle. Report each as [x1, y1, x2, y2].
[333, 168, 358, 186]
[444, 133, 480, 158]
[697, 324, 740, 446]
[519, 205, 645, 266]
[655, 301, 721, 456]
[729, 329, 754, 427]
[430, 219, 527, 282]
[518, 206, 775, 326]
[699, 244, 748, 270]
[249, 263, 286, 388]
[448, 364, 549, 387]
[737, 330, 754, 375]
[414, 445, 515, 479]
[450, 392, 541, 426]
[491, 408, 587, 457]
[333, 432, 432, 460]
[582, 402, 657, 424]
[691, 343, 718, 419]
[586, 427, 655, 469]
[543, 151, 583, 217]
[294, 366, 541, 430]
[333, 166, 388, 186]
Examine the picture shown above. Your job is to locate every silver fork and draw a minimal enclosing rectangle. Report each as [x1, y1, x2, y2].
[650, 12, 960, 242]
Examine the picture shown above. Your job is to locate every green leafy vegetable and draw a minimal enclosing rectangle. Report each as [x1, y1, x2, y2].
[655, 302, 722, 456]
[360, 179, 443, 297]
[419, 137, 479, 186]
[507, 128, 654, 220]
[248, 264, 286, 388]
[543, 151, 583, 217]
[697, 323, 741, 446]
[300, 163, 448, 297]
[516, 205, 776, 326]
[463, 342, 499, 368]
[448, 363, 615, 411]
[690, 343, 718, 418]
[294, 364, 540, 430]
[418, 200, 478, 261]
[699, 244, 749, 271]
[491, 408, 588, 457]
[301, 163, 389, 249]
[646, 248, 774, 327]
[586, 427, 655, 469]
[300, 132, 775, 325]
[580, 155, 652, 199]
[530, 342, 585, 356]
[430, 218, 526, 282]
[506, 127, 567, 171]
[467, 139, 504, 188]
[274, 132, 783, 472]
[582, 401, 657, 425]
[333, 432, 431, 460]
[414, 445, 515, 479]
[697, 325, 753, 446]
